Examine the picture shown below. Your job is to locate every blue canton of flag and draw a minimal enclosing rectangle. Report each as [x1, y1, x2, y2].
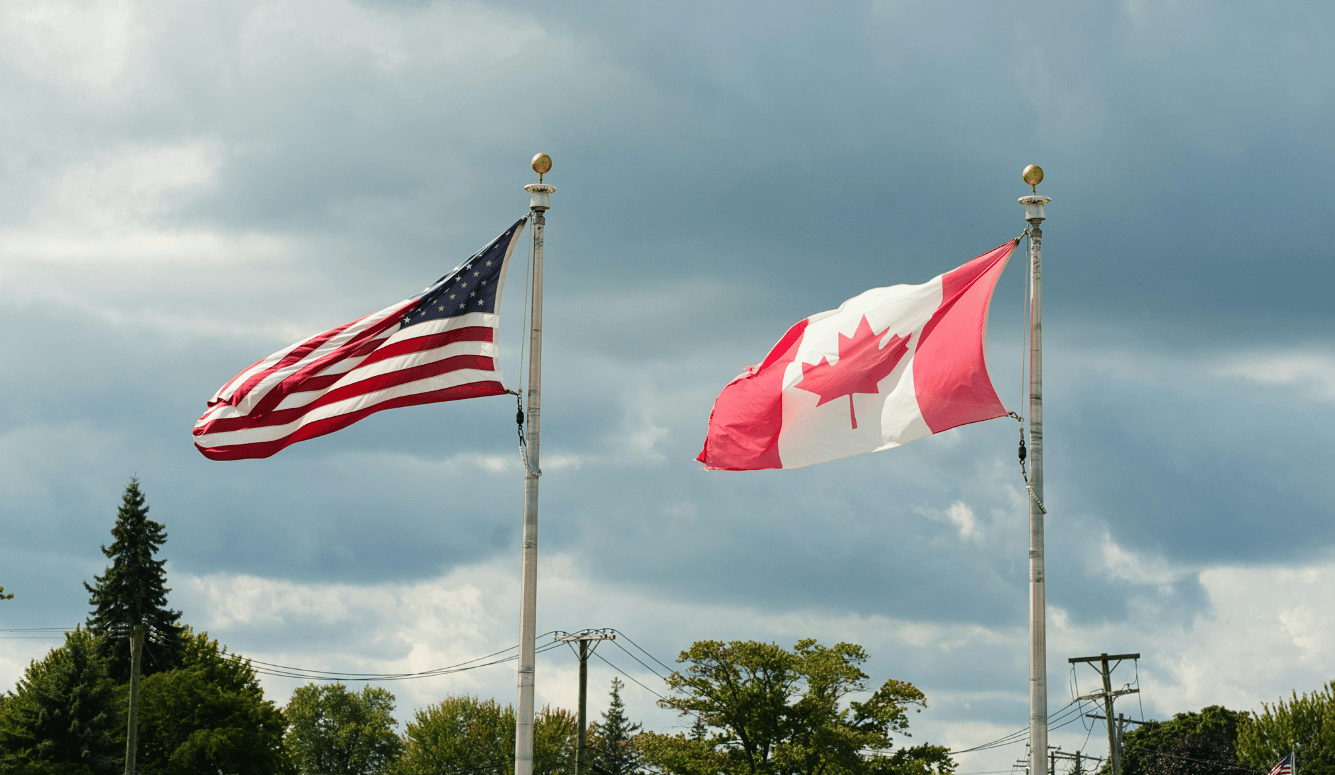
[1270, 753, 1293, 775]
[405, 221, 522, 325]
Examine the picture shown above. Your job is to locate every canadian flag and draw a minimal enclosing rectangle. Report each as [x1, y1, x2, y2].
[697, 240, 1017, 470]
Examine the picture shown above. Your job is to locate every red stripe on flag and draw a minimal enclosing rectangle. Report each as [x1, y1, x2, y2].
[914, 241, 1014, 433]
[357, 327, 494, 369]
[241, 326, 494, 414]
[247, 306, 413, 417]
[195, 381, 508, 460]
[224, 311, 388, 405]
[192, 353, 497, 435]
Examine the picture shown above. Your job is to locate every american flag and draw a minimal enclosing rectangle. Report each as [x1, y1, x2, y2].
[193, 216, 527, 460]
[1269, 753, 1293, 775]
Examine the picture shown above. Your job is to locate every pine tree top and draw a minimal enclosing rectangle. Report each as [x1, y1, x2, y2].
[595, 677, 644, 775]
[84, 477, 182, 679]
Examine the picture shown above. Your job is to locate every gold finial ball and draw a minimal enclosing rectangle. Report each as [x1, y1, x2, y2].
[531, 153, 552, 177]
[1022, 164, 1044, 188]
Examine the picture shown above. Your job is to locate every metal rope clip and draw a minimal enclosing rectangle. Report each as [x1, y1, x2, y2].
[511, 389, 541, 478]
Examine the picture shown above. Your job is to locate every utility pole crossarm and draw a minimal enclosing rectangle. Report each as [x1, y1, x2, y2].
[1077, 688, 1139, 702]
[1086, 714, 1152, 726]
[1068, 653, 1140, 663]
[554, 633, 616, 642]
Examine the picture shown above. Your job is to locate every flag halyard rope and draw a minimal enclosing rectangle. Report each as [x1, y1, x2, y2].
[1013, 225, 1046, 516]
[512, 222, 541, 478]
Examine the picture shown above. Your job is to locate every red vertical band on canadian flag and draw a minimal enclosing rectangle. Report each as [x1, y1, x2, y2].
[697, 240, 1016, 471]
[913, 243, 1013, 432]
[692, 319, 809, 471]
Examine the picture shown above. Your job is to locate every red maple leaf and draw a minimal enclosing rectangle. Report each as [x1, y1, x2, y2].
[795, 316, 910, 430]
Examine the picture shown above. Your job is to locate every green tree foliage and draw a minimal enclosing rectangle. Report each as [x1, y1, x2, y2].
[284, 683, 401, 775]
[591, 678, 643, 775]
[1237, 682, 1335, 775]
[0, 586, 12, 601]
[639, 639, 953, 775]
[132, 628, 290, 775]
[1107, 705, 1255, 775]
[396, 695, 576, 775]
[0, 627, 120, 775]
[84, 478, 182, 681]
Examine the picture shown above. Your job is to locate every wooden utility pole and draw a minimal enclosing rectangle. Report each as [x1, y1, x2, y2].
[1069, 653, 1140, 775]
[124, 624, 145, 775]
[555, 630, 615, 775]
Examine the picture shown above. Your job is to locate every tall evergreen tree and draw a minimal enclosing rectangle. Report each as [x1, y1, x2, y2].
[592, 678, 643, 775]
[84, 477, 183, 681]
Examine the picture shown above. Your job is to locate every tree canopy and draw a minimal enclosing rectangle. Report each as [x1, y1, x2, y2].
[1237, 682, 1335, 775]
[0, 627, 120, 775]
[284, 683, 401, 775]
[132, 628, 289, 775]
[1110, 705, 1256, 775]
[84, 478, 182, 681]
[639, 639, 953, 775]
[396, 695, 576, 775]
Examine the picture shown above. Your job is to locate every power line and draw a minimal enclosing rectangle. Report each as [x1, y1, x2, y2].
[0, 627, 73, 631]
[591, 648, 668, 702]
[609, 629, 677, 676]
[248, 639, 567, 683]
[608, 637, 672, 682]
[948, 700, 1091, 756]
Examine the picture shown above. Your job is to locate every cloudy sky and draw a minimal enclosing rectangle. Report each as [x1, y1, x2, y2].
[2, 0, 1334, 771]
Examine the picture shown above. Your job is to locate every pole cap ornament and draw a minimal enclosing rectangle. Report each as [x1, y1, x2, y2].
[531, 153, 552, 182]
[1022, 164, 1044, 192]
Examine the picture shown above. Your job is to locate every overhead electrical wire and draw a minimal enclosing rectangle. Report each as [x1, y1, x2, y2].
[946, 699, 1091, 756]
[607, 637, 673, 683]
[608, 629, 678, 676]
[245, 634, 565, 683]
[591, 648, 668, 703]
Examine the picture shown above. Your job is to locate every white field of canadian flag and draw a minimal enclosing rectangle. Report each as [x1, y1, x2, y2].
[697, 239, 1017, 470]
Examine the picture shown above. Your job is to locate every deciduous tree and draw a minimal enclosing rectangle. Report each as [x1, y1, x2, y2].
[284, 683, 401, 775]
[640, 639, 952, 775]
[1237, 683, 1335, 775]
[133, 628, 290, 774]
[396, 695, 576, 775]
[1110, 705, 1255, 775]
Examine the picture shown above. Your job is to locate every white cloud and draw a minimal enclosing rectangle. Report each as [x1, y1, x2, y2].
[1097, 535, 1183, 588]
[1216, 350, 1335, 403]
[917, 500, 981, 542]
[41, 140, 226, 227]
[0, 0, 141, 90]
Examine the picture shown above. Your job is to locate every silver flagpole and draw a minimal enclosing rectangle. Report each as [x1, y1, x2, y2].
[1020, 165, 1051, 775]
[516, 154, 555, 775]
